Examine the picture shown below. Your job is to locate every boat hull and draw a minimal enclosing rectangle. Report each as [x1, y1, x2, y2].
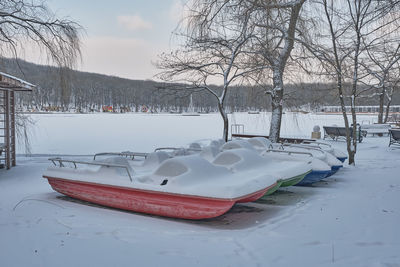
[44, 176, 268, 220]
[262, 180, 284, 196]
[296, 170, 331, 186]
[279, 171, 310, 187]
[337, 157, 347, 163]
[235, 183, 277, 203]
[326, 165, 342, 177]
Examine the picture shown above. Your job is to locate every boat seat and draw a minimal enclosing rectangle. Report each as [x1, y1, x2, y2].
[200, 145, 220, 162]
[212, 151, 241, 166]
[221, 139, 255, 151]
[154, 160, 189, 177]
[142, 151, 170, 167]
[188, 142, 202, 150]
[247, 137, 272, 150]
[151, 155, 229, 185]
[212, 148, 267, 171]
[210, 139, 225, 148]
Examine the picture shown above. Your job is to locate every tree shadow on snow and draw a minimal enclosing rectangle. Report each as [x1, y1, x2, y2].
[306, 176, 348, 189]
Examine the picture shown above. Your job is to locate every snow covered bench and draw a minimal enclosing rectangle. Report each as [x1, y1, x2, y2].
[323, 126, 346, 141]
[389, 129, 400, 147]
[360, 124, 391, 136]
[323, 126, 363, 143]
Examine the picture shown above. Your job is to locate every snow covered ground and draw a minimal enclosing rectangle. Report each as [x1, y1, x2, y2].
[1, 112, 399, 266]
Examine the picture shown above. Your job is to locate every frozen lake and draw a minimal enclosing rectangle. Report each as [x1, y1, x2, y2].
[23, 112, 378, 155]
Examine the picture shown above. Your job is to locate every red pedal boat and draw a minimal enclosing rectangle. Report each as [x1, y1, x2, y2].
[43, 152, 278, 220]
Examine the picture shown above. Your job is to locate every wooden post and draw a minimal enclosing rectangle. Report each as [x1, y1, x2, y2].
[0, 91, 4, 168]
[4, 90, 10, 169]
[10, 91, 16, 166]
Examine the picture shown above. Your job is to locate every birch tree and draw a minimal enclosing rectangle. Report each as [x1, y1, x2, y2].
[248, 0, 306, 142]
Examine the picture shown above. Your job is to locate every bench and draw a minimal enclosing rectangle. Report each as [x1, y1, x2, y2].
[389, 129, 400, 147]
[323, 126, 363, 143]
[360, 124, 391, 136]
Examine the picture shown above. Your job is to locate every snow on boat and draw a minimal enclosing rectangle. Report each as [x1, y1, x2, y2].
[152, 138, 312, 190]
[246, 137, 332, 186]
[173, 138, 314, 189]
[276, 143, 343, 177]
[219, 140, 312, 191]
[299, 140, 348, 163]
[43, 153, 278, 220]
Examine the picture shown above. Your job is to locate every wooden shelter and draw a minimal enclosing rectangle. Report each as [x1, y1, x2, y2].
[0, 72, 34, 169]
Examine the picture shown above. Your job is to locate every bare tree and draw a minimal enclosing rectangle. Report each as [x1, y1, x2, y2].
[0, 0, 82, 112]
[298, 0, 399, 164]
[0, 0, 81, 67]
[358, 13, 400, 123]
[159, 0, 306, 142]
[384, 63, 400, 122]
[248, 0, 306, 142]
[157, 2, 267, 141]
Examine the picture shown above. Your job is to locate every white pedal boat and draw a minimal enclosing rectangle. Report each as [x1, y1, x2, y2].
[43, 151, 279, 220]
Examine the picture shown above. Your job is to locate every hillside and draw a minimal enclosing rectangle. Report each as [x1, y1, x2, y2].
[1, 58, 398, 112]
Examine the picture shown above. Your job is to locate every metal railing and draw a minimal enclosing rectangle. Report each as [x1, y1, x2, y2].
[49, 157, 133, 182]
[154, 147, 202, 154]
[93, 151, 148, 161]
[265, 149, 313, 157]
[301, 140, 332, 148]
[154, 147, 182, 152]
[231, 124, 245, 136]
[282, 144, 326, 155]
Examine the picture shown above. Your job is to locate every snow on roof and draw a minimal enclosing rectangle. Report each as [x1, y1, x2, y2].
[0, 71, 35, 91]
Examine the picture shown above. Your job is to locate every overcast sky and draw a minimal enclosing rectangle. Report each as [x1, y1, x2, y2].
[30, 0, 184, 80]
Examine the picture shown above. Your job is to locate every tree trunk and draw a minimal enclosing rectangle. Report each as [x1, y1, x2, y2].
[349, 75, 359, 164]
[269, 69, 284, 143]
[378, 87, 385, 124]
[337, 73, 355, 165]
[384, 97, 392, 123]
[350, 106, 357, 165]
[347, 24, 362, 165]
[217, 101, 229, 142]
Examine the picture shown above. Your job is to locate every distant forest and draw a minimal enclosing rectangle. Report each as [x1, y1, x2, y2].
[1, 58, 399, 113]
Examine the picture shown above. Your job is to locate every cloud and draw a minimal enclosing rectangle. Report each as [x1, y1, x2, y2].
[117, 15, 152, 31]
[79, 36, 164, 80]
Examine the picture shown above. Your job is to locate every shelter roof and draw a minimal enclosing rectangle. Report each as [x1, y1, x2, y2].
[0, 71, 35, 91]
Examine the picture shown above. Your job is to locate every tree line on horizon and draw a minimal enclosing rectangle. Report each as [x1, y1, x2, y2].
[2, 57, 398, 113]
